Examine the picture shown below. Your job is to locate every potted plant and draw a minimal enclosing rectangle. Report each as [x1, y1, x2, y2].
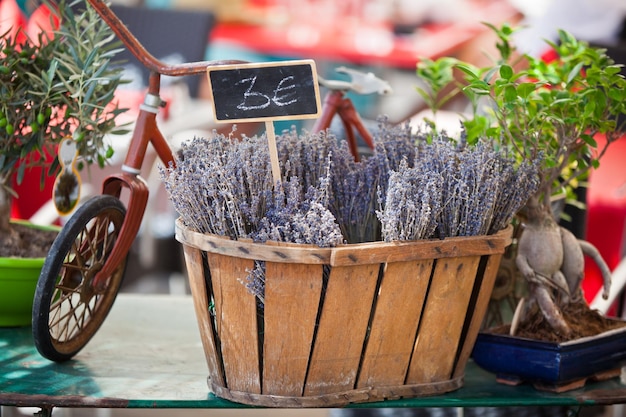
[415, 24, 626, 390]
[0, 0, 126, 326]
[160, 104, 542, 406]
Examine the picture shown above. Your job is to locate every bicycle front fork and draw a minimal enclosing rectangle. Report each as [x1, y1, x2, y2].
[312, 90, 375, 161]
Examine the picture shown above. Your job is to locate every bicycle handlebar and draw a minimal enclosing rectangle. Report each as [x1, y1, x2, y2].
[318, 66, 392, 95]
[86, 0, 246, 76]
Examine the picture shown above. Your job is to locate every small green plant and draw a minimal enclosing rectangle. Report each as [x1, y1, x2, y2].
[416, 24, 626, 338]
[416, 24, 626, 211]
[0, 0, 127, 236]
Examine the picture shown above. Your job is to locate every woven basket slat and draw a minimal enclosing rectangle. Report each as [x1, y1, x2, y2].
[263, 261, 323, 396]
[304, 264, 380, 395]
[183, 245, 226, 388]
[452, 253, 504, 378]
[357, 259, 434, 388]
[407, 256, 480, 384]
[206, 252, 261, 394]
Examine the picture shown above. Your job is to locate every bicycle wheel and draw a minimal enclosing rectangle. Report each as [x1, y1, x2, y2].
[33, 195, 128, 362]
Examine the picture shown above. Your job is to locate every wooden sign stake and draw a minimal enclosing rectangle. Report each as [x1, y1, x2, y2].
[265, 121, 281, 185]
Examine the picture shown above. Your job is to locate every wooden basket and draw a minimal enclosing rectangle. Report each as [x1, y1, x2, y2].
[176, 219, 512, 407]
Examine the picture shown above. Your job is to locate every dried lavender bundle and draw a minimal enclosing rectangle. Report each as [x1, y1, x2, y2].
[378, 134, 540, 240]
[377, 159, 443, 241]
[329, 120, 418, 243]
[278, 128, 339, 193]
[428, 140, 504, 237]
[249, 174, 343, 247]
[487, 156, 542, 234]
[162, 125, 539, 246]
[276, 127, 383, 244]
[161, 132, 344, 247]
[161, 136, 242, 238]
[328, 155, 380, 243]
[369, 119, 417, 194]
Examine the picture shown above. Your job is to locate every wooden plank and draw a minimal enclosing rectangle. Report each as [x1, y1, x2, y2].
[407, 256, 480, 384]
[330, 227, 512, 266]
[176, 220, 333, 264]
[206, 252, 261, 394]
[182, 245, 225, 388]
[176, 220, 512, 266]
[263, 262, 323, 396]
[453, 254, 503, 378]
[305, 264, 380, 395]
[210, 375, 463, 407]
[357, 260, 433, 388]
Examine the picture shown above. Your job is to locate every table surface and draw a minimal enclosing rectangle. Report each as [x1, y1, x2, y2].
[2, 294, 626, 409]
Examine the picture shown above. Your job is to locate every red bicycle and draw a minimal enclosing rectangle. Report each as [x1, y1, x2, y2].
[32, 0, 390, 362]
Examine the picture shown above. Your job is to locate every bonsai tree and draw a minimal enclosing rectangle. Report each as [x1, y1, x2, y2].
[0, 0, 126, 254]
[415, 24, 626, 339]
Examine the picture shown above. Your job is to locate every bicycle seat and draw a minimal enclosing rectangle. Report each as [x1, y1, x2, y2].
[319, 67, 392, 95]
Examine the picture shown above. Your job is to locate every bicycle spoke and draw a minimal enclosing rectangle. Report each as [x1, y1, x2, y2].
[50, 292, 80, 332]
[48, 214, 122, 344]
[71, 233, 90, 269]
[51, 286, 79, 309]
[52, 296, 90, 342]
[60, 297, 78, 340]
[50, 285, 89, 338]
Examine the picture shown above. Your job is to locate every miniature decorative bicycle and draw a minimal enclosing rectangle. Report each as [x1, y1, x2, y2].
[32, 0, 390, 362]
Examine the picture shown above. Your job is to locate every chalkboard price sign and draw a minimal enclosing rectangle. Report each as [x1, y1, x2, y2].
[206, 60, 321, 123]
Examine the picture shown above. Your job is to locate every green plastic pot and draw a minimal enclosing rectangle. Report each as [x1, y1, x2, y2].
[0, 221, 58, 327]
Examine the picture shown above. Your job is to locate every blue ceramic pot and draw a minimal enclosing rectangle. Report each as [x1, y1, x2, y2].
[472, 326, 626, 388]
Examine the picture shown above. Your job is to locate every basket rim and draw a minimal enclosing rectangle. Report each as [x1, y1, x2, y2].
[207, 375, 465, 408]
[175, 219, 512, 266]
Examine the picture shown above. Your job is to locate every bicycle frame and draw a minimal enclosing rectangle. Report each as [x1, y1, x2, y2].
[84, 0, 245, 289]
[313, 90, 375, 161]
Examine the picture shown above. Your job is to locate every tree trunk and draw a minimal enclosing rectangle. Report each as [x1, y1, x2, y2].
[515, 199, 572, 336]
[0, 185, 12, 234]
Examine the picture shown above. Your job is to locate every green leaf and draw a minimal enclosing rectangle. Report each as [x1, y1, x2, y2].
[83, 80, 98, 104]
[504, 85, 517, 103]
[16, 161, 26, 184]
[517, 82, 537, 99]
[582, 101, 596, 118]
[46, 59, 58, 84]
[455, 63, 480, 79]
[83, 48, 100, 69]
[580, 134, 597, 147]
[608, 87, 625, 102]
[499, 64, 513, 80]
[566, 62, 584, 85]
[605, 65, 623, 76]
[415, 87, 433, 105]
